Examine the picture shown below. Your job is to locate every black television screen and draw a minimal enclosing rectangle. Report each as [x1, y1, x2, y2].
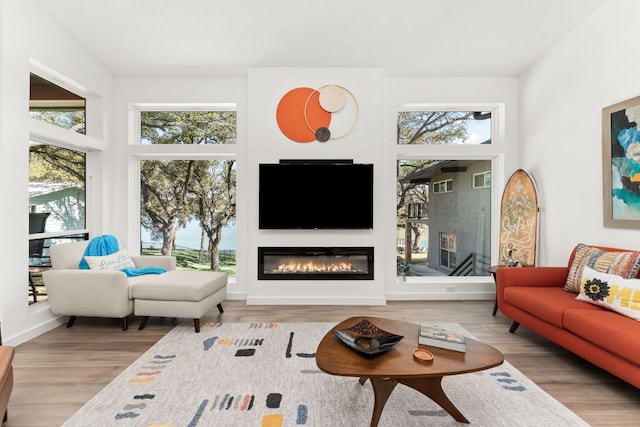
[259, 161, 373, 229]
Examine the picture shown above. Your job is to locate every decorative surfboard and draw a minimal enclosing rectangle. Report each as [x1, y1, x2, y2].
[499, 169, 540, 267]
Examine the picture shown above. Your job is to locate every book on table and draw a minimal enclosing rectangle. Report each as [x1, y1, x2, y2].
[418, 324, 466, 353]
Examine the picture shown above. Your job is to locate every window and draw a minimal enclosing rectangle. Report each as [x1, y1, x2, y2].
[433, 179, 453, 194]
[140, 110, 236, 145]
[29, 72, 89, 304]
[137, 108, 237, 277]
[473, 171, 491, 189]
[440, 232, 457, 269]
[397, 111, 491, 145]
[396, 108, 495, 278]
[29, 73, 86, 134]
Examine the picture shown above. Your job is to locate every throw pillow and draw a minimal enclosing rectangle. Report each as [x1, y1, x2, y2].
[83, 249, 136, 271]
[564, 244, 640, 293]
[577, 266, 640, 320]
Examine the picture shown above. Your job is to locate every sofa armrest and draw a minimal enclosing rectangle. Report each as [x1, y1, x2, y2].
[43, 270, 132, 317]
[130, 255, 176, 271]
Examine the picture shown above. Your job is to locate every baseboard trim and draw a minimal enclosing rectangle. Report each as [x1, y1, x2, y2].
[385, 291, 495, 301]
[4, 317, 66, 347]
[246, 296, 387, 305]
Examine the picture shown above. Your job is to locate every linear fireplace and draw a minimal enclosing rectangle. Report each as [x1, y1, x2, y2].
[258, 247, 374, 280]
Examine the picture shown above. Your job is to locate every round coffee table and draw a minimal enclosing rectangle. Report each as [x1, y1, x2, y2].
[316, 316, 504, 426]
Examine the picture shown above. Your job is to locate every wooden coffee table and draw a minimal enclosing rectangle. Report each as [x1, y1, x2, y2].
[316, 316, 504, 426]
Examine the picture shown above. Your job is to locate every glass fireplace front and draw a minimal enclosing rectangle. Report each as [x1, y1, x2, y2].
[258, 247, 374, 280]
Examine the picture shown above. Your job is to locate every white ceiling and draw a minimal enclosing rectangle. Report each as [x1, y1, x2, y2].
[31, 0, 606, 78]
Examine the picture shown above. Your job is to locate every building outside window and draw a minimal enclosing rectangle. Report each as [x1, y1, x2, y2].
[396, 109, 494, 278]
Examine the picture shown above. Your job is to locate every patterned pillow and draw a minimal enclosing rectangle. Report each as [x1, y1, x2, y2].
[577, 266, 640, 320]
[83, 249, 136, 271]
[564, 244, 640, 293]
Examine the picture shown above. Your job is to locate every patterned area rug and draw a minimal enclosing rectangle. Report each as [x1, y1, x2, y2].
[63, 322, 588, 427]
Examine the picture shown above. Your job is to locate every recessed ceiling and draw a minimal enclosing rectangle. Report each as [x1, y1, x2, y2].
[31, 0, 606, 77]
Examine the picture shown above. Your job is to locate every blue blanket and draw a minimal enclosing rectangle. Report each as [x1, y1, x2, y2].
[79, 234, 166, 277]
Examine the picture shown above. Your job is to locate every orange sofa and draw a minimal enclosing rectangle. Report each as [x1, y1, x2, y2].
[496, 244, 640, 389]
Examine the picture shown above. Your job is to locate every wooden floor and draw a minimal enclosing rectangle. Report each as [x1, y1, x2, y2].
[6, 300, 640, 426]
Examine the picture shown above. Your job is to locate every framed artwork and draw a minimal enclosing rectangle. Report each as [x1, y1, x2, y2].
[603, 95, 640, 228]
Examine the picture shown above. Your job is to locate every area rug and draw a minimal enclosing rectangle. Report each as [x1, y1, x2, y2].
[63, 322, 588, 427]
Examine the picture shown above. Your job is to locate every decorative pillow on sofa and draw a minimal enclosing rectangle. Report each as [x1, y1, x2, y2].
[564, 243, 640, 293]
[577, 266, 640, 320]
[83, 249, 136, 271]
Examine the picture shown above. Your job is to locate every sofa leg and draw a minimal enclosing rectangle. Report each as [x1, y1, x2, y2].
[138, 316, 149, 331]
[122, 317, 128, 332]
[194, 319, 201, 333]
[66, 316, 77, 328]
[217, 303, 224, 314]
[509, 321, 520, 333]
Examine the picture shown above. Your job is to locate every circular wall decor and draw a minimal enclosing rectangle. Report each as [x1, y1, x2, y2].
[276, 84, 359, 143]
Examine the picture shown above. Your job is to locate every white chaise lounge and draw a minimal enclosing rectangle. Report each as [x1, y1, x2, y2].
[43, 239, 227, 332]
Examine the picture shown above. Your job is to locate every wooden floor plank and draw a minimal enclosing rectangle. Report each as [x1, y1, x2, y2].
[5, 300, 640, 426]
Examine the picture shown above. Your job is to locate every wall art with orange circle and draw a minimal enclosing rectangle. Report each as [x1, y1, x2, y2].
[275, 84, 359, 143]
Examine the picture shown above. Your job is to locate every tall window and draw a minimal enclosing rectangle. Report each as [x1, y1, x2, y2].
[137, 109, 237, 277]
[29, 73, 89, 304]
[396, 110, 493, 278]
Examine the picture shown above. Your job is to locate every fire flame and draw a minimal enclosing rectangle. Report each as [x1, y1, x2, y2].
[276, 260, 354, 273]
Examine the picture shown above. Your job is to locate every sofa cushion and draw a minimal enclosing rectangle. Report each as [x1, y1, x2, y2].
[504, 286, 603, 328]
[130, 270, 227, 302]
[576, 266, 640, 320]
[83, 249, 136, 271]
[563, 308, 640, 366]
[564, 244, 640, 293]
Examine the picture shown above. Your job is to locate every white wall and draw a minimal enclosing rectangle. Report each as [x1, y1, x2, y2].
[247, 68, 386, 304]
[519, 0, 640, 265]
[0, 0, 115, 345]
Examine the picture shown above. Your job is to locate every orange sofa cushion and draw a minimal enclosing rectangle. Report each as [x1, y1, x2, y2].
[563, 308, 640, 366]
[504, 286, 603, 328]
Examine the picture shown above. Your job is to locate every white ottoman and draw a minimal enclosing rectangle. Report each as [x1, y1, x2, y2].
[131, 270, 227, 332]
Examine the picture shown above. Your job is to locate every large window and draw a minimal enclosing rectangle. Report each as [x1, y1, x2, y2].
[396, 110, 494, 278]
[137, 109, 237, 277]
[29, 73, 89, 304]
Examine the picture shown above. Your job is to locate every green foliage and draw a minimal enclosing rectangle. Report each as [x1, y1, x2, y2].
[29, 143, 86, 184]
[140, 111, 236, 145]
[397, 111, 471, 145]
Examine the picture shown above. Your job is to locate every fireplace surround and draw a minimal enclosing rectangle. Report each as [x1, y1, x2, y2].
[258, 247, 374, 280]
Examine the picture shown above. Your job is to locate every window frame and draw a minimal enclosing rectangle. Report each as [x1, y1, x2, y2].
[439, 232, 457, 269]
[129, 104, 238, 279]
[472, 171, 491, 189]
[395, 103, 505, 283]
[432, 179, 453, 194]
[28, 62, 102, 306]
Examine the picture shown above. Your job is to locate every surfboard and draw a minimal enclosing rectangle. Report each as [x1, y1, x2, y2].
[499, 169, 539, 267]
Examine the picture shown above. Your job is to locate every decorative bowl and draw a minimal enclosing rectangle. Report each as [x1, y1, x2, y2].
[334, 319, 404, 355]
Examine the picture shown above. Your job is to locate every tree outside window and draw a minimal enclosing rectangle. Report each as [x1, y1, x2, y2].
[139, 111, 237, 276]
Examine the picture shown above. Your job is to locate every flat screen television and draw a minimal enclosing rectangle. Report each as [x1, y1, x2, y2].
[259, 160, 373, 229]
